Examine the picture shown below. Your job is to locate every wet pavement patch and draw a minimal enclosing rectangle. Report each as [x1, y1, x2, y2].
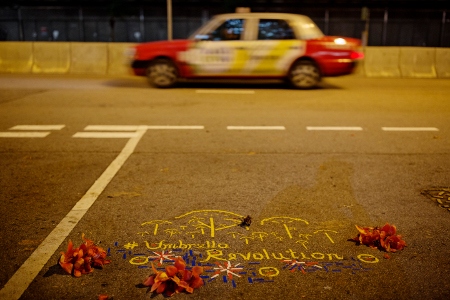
[422, 188, 450, 212]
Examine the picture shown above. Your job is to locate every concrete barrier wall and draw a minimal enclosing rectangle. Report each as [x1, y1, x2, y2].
[364, 47, 401, 77]
[0, 42, 33, 73]
[0, 42, 449, 78]
[70, 43, 108, 75]
[363, 47, 450, 78]
[0, 42, 136, 76]
[436, 48, 450, 78]
[400, 47, 437, 78]
[107, 43, 136, 76]
[32, 42, 71, 74]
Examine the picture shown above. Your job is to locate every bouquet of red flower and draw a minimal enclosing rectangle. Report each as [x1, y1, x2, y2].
[351, 223, 406, 257]
[143, 257, 204, 297]
[59, 234, 111, 277]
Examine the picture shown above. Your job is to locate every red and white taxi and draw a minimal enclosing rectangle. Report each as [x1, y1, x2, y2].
[130, 13, 363, 89]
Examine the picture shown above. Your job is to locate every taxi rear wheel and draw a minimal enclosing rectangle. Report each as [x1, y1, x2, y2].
[288, 60, 321, 89]
[146, 59, 178, 88]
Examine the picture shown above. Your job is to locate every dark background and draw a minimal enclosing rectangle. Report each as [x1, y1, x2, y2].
[1, 1, 449, 46]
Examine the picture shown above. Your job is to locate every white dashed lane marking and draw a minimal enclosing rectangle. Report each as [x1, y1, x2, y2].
[195, 89, 255, 95]
[381, 127, 439, 131]
[72, 125, 206, 138]
[0, 125, 65, 138]
[84, 125, 141, 131]
[9, 125, 65, 131]
[83, 125, 205, 131]
[227, 126, 286, 130]
[306, 126, 363, 131]
[0, 132, 51, 138]
[146, 125, 205, 130]
[73, 132, 141, 138]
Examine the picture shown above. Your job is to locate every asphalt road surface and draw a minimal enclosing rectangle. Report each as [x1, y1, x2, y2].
[0, 74, 449, 300]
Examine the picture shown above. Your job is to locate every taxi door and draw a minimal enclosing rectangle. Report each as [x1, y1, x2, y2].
[182, 18, 249, 76]
[241, 18, 305, 76]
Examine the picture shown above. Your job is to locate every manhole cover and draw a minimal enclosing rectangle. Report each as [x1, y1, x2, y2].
[422, 188, 450, 211]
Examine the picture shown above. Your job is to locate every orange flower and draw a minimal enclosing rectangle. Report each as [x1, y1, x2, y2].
[380, 223, 397, 237]
[143, 257, 204, 297]
[59, 240, 76, 275]
[382, 234, 406, 252]
[59, 234, 111, 277]
[354, 225, 381, 249]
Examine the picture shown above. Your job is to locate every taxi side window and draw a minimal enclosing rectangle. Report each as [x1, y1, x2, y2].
[208, 19, 244, 41]
[258, 19, 295, 40]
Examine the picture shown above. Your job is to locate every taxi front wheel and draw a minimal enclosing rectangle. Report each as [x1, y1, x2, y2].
[288, 60, 321, 89]
[146, 59, 178, 88]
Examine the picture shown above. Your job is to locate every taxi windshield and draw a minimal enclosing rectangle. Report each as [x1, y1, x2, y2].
[190, 18, 244, 41]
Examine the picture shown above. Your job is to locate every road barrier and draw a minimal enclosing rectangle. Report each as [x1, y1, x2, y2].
[70, 43, 107, 75]
[400, 47, 437, 78]
[363, 47, 401, 77]
[32, 42, 71, 74]
[363, 47, 450, 78]
[107, 43, 136, 76]
[0, 42, 33, 73]
[0, 42, 136, 76]
[0, 42, 449, 78]
[436, 48, 450, 78]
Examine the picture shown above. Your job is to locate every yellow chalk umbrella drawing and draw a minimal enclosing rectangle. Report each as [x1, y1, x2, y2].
[141, 220, 173, 235]
[175, 210, 244, 238]
[260, 217, 309, 239]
